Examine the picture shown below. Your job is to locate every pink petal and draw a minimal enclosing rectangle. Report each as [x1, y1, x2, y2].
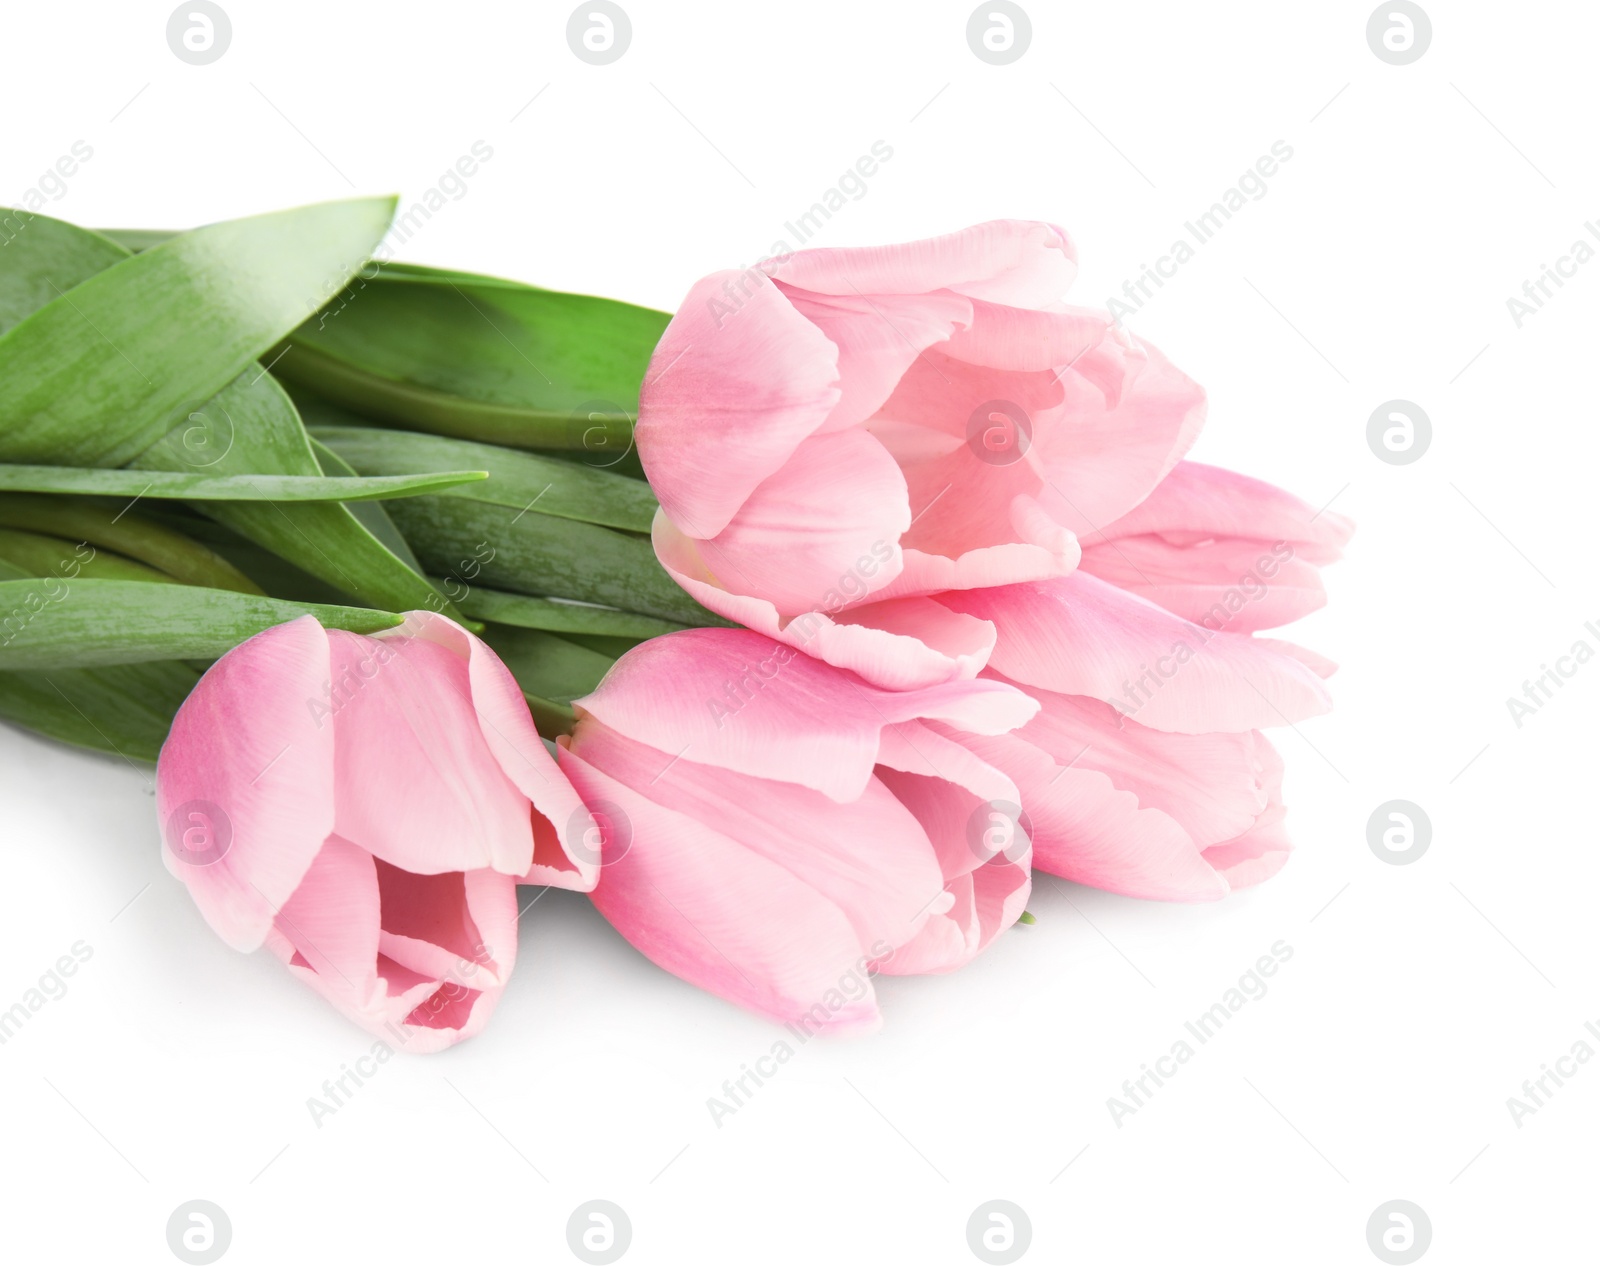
[324, 628, 536, 877]
[958, 730, 1230, 901]
[1089, 461, 1355, 563]
[778, 285, 972, 431]
[561, 746, 882, 1031]
[939, 573, 1332, 733]
[386, 611, 597, 891]
[637, 270, 839, 539]
[654, 516, 996, 690]
[690, 429, 910, 618]
[769, 220, 1077, 307]
[569, 721, 945, 957]
[157, 615, 336, 950]
[1009, 684, 1280, 844]
[571, 626, 1036, 802]
[874, 758, 1031, 974]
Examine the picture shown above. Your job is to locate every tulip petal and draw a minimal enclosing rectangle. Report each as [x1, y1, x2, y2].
[323, 627, 536, 877]
[778, 285, 972, 430]
[654, 516, 996, 691]
[637, 270, 839, 539]
[573, 626, 1035, 801]
[157, 614, 336, 951]
[692, 429, 910, 617]
[382, 611, 596, 890]
[569, 721, 945, 956]
[940, 573, 1332, 733]
[769, 220, 1077, 308]
[561, 746, 882, 1030]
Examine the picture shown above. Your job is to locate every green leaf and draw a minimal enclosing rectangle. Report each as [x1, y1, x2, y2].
[0, 659, 201, 763]
[307, 435, 426, 574]
[274, 267, 669, 452]
[376, 493, 714, 625]
[453, 585, 690, 638]
[130, 371, 460, 618]
[0, 462, 487, 502]
[313, 424, 658, 532]
[0, 494, 262, 592]
[0, 197, 397, 467]
[0, 528, 175, 584]
[0, 211, 129, 336]
[0, 579, 401, 669]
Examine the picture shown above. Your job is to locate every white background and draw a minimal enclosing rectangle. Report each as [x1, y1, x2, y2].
[1, 1, 1595, 1262]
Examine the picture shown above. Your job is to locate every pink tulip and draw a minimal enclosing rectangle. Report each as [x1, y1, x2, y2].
[156, 612, 597, 1051]
[935, 573, 1335, 898]
[1075, 460, 1355, 633]
[557, 627, 1039, 1030]
[638, 220, 1206, 691]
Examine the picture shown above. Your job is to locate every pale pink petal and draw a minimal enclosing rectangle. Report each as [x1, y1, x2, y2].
[323, 629, 534, 876]
[1089, 461, 1355, 563]
[571, 626, 1034, 802]
[769, 220, 1076, 307]
[562, 746, 881, 1030]
[938, 299, 1111, 371]
[637, 269, 840, 539]
[1202, 795, 1292, 890]
[385, 613, 598, 891]
[691, 429, 910, 617]
[157, 615, 336, 951]
[569, 721, 944, 956]
[778, 286, 971, 430]
[1007, 685, 1279, 844]
[655, 516, 995, 691]
[874, 759, 1031, 973]
[959, 730, 1230, 901]
[939, 573, 1332, 733]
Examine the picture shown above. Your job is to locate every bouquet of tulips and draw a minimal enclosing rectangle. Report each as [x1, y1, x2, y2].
[0, 199, 1349, 1049]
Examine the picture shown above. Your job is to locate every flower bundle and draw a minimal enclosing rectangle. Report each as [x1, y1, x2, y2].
[0, 200, 1349, 1047]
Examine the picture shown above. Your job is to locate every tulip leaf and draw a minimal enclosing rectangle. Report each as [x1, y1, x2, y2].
[312, 425, 658, 532]
[453, 585, 691, 638]
[0, 211, 130, 336]
[0, 198, 397, 467]
[130, 371, 459, 618]
[0, 659, 201, 763]
[0, 462, 487, 502]
[0, 578, 401, 670]
[373, 492, 714, 625]
[274, 267, 669, 452]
